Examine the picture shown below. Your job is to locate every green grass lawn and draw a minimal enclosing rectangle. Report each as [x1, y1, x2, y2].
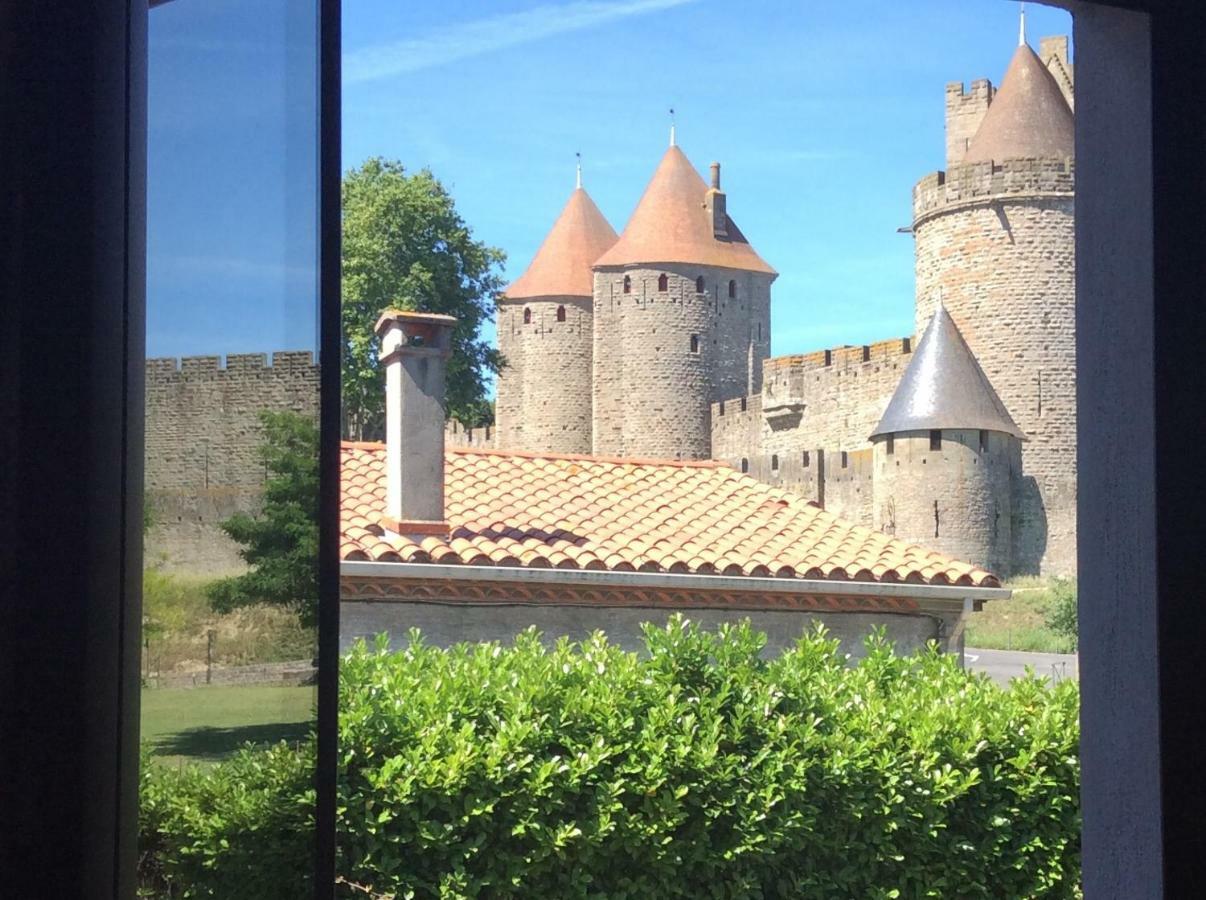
[141, 684, 316, 766]
[965, 578, 1077, 654]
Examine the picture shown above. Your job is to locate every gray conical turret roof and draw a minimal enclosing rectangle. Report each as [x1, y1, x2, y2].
[870, 305, 1025, 440]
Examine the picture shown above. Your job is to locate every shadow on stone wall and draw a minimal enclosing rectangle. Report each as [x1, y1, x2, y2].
[1011, 475, 1048, 577]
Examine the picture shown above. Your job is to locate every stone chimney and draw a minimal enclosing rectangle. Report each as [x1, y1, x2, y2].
[705, 161, 727, 239]
[374, 310, 458, 539]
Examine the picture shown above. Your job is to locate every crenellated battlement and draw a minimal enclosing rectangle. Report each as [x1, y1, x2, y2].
[764, 336, 913, 377]
[445, 419, 497, 450]
[913, 158, 1075, 224]
[145, 350, 317, 378]
[945, 78, 994, 167]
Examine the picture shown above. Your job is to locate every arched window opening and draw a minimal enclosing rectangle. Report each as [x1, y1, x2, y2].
[556, 305, 566, 322]
[695, 275, 705, 293]
[523, 308, 531, 324]
[658, 273, 669, 292]
[689, 334, 700, 353]
[740, 458, 749, 474]
[622, 275, 631, 294]
[728, 279, 737, 299]
[771, 454, 779, 471]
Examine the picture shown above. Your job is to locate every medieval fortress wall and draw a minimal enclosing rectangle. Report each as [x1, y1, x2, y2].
[912, 159, 1076, 573]
[590, 264, 771, 459]
[144, 352, 319, 571]
[144, 34, 1077, 581]
[492, 34, 1078, 578]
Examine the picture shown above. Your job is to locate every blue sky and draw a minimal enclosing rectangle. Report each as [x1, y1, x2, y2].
[148, 0, 1071, 368]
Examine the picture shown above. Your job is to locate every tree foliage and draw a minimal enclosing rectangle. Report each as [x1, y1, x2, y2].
[207, 411, 318, 628]
[1043, 578, 1079, 651]
[342, 157, 506, 438]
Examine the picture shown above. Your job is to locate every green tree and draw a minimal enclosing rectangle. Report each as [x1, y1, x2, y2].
[342, 157, 506, 439]
[207, 411, 318, 628]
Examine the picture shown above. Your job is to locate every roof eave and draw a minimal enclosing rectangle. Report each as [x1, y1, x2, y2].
[340, 560, 1009, 602]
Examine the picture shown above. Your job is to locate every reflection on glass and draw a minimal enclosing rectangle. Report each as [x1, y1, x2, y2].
[139, 0, 319, 894]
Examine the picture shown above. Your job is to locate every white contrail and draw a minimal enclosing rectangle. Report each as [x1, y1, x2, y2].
[345, 0, 698, 84]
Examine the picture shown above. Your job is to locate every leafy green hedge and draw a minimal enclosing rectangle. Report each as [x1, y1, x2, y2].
[140, 618, 1081, 898]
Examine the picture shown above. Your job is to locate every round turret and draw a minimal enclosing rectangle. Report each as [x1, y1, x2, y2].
[495, 183, 617, 453]
[871, 307, 1023, 574]
[911, 38, 1075, 575]
[590, 145, 776, 459]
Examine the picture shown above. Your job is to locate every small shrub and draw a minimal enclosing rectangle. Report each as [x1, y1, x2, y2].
[140, 618, 1081, 898]
[1044, 578, 1079, 651]
[139, 742, 315, 898]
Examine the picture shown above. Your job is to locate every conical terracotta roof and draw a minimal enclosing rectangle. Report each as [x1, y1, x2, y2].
[592, 146, 776, 275]
[963, 43, 1074, 163]
[871, 305, 1025, 440]
[505, 187, 618, 299]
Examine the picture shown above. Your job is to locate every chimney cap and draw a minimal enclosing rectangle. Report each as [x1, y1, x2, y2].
[709, 161, 721, 190]
[374, 309, 458, 337]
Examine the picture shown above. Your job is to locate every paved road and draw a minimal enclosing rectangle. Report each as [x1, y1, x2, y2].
[964, 647, 1078, 687]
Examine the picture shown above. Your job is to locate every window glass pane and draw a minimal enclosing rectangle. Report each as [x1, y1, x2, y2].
[339, 1, 1080, 896]
[140, 0, 319, 893]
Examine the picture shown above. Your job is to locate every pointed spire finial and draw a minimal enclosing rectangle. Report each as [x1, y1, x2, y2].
[575, 151, 582, 189]
[1018, 2, 1026, 47]
[669, 107, 676, 147]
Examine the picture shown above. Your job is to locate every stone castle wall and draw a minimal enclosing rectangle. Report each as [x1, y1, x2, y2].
[144, 351, 319, 572]
[873, 429, 1019, 575]
[495, 296, 593, 453]
[944, 79, 993, 167]
[913, 158, 1076, 575]
[445, 420, 496, 449]
[711, 337, 912, 456]
[592, 264, 772, 459]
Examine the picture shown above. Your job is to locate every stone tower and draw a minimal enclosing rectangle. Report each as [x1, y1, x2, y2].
[871, 306, 1023, 575]
[911, 33, 1076, 575]
[591, 143, 776, 459]
[495, 178, 617, 453]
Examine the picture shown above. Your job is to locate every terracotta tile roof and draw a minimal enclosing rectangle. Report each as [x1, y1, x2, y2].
[341, 443, 999, 588]
[963, 43, 1074, 163]
[592, 146, 776, 275]
[505, 187, 618, 299]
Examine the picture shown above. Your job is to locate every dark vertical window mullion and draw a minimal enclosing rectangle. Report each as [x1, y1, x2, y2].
[315, 0, 342, 894]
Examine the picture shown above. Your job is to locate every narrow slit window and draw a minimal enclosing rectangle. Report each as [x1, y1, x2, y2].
[623, 275, 631, 294]
[840, 451, 848, 469]
[689, 334, 699, 353]
[886, 435, 894, 455]
[523, 308, 531, 324]
[979, 429, 989, 452]
[695, 275, 705, 293]
[802, 450, 810, 467]
[658, 273, 669, 292]
[556, 305, 566, 322]
[740, 458, 749, 474]
[929, 429, 942, 451]
[771, 454, 779, 471]
[728, 279, 737, 298]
